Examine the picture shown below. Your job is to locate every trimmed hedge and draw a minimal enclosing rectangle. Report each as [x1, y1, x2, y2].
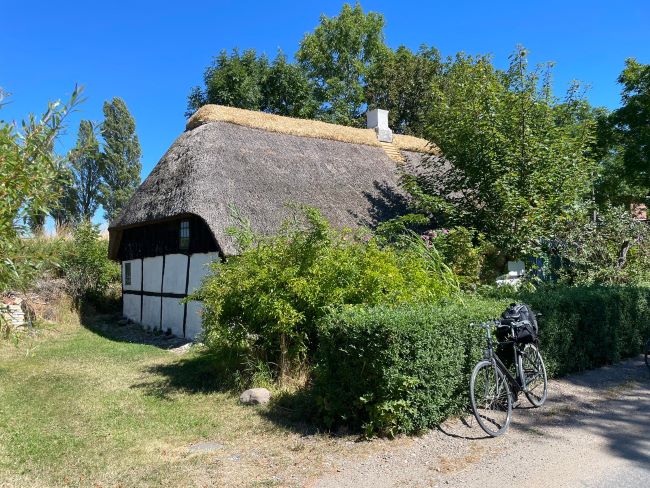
[521, 286, 650, 376]
[314, 286, 650, 436]
[314, 298, 508, 436]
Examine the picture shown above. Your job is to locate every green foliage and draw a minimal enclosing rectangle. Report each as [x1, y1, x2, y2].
[61, 223, 120, 307]
[314, 298, 508, 436]
[262, 52, 318, 118]
[424, 227, 491, 288]
[194, 206, 459, 380]
[521, 285, 650, 376]
[419, 47, 597, 258]
[0, 86, 83, 291]
[297, 2, 387, 126]
[546, 204, 650, 285]
[99, 97, 142, 222]
[52, 120, 102, 227]
[314, 284, 650, 436]
[606, 59, 650, 202]
[366, 45, 442, 136]
[186, 49, 317, 119]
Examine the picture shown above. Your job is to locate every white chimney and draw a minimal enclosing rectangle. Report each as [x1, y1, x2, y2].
[366, 108, 393, 143]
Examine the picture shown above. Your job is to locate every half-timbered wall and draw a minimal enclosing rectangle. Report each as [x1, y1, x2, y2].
[118, 216, 221, 339]
[121, 252, 219, 339]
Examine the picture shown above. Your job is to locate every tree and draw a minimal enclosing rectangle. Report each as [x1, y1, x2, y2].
[0, 86, 83, 289]
[607, 59, 650, 203]
[366, 45, 442, 136]
[262, 52, 317, 118]
[296, 2, 388, 126]
[186, 49, 317, 119]
[53, 120, 102, 228]
[418, 48, 597, 258]
[190, 49, 270, 117]
[99, 98, 141, 223]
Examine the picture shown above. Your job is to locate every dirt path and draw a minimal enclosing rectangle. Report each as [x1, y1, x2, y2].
[312, 357, 650, 488]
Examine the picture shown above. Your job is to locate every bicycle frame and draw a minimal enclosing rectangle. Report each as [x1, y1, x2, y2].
[480, 322, 527, 394]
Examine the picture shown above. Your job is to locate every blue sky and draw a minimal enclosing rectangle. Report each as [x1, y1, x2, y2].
[2, 0, 649, 225]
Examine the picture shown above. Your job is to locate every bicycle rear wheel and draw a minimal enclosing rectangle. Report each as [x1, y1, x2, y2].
[470, 360, 512, 437]
[521, 344, 548, 407]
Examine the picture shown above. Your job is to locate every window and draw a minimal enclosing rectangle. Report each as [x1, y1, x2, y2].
[179, 220, 190, 250]
[124, 262, 132, 286]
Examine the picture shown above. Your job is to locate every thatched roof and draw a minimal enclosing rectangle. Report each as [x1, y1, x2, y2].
[108, 105, 433, 259]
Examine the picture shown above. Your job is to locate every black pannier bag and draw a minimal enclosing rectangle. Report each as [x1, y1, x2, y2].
[497, 303, 539, 344]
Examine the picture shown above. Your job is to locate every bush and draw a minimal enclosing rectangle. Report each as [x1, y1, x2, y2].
[313, 297, 508, 436]
[422, 227, 496, 288]
[61, 223, 120, 307]
[521, 285, 650, 376]
[195, 207, 460, 381]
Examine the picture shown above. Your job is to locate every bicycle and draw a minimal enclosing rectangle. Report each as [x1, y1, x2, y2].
[469, 320, 548, 437]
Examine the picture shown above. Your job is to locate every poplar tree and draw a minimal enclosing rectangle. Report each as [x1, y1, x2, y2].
[99, 98, 141, 223]
[53, 120, 102, 228]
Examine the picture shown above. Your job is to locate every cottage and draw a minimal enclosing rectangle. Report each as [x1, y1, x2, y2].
[108, 105, 437, 339]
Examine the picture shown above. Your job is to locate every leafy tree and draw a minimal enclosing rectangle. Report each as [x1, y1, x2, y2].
[419, 48, 597, 258]
[262, 52, 317, 118]
[607, 59, 650, 203]
[296, 2, 388, 126]
[0, 86, 83, 289]
[53, 120, 102, 227]
[187, 49, 270, 117]
[366, 45, 442, 136]
[186, 49, 317, 119]
[549, 204, 650, 285]
[99, 97, 141, 223]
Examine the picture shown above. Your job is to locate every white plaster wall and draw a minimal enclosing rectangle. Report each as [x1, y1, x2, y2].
[142, 295, 161, 329]
[143, 256, 164, 292]
[123, 293, 141, 323]
[162, 254, 188, 294]
[185, 301, 204, 339]
[162, 297, 184, 337]
[122, 259, 142, 291]
[187, 252, 219, 294]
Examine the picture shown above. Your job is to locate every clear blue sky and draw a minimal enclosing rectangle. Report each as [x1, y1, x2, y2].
[2, 0, 649, 223]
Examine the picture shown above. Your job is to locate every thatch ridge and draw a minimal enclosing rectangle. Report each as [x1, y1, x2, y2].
[186, 105, 438, 155]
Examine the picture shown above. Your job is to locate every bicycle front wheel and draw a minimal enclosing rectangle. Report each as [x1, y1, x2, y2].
[470, 360, 512, 437]
[521, 344, 548, 407]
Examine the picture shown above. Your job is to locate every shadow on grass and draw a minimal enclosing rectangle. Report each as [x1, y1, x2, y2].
[261, 387, 329, 436]
[77, 303, 192, 350]
[132, 350, 248, 399]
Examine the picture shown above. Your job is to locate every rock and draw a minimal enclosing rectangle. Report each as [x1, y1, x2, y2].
[239, 387, 271, 405]
[188, 441, 224, 453]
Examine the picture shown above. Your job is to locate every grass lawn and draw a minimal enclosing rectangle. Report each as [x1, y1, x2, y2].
[0, 309, 386, 488]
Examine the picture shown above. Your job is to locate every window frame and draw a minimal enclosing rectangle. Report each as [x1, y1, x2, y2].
[124, 262, 132, 286]
[179, 220, 190, 251]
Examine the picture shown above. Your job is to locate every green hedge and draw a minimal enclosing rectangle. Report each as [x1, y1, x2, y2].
[314, 298, 508, 436]
[521, 286, 650, 376]
[314, 286, 650, 436]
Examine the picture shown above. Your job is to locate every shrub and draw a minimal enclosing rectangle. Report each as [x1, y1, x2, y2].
[61, 223, 120, 307]
[313, 297, 508, 436]
[422, 227, 495, 288]
[530, 205, 650, 287]
[521, 285, 650, 376]
[195, 206, 460, 381]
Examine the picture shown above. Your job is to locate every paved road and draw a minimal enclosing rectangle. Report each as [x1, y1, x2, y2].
[314, 357, 650, 488]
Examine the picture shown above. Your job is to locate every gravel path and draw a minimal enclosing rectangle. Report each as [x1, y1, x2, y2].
[312, 357, 650, 488]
